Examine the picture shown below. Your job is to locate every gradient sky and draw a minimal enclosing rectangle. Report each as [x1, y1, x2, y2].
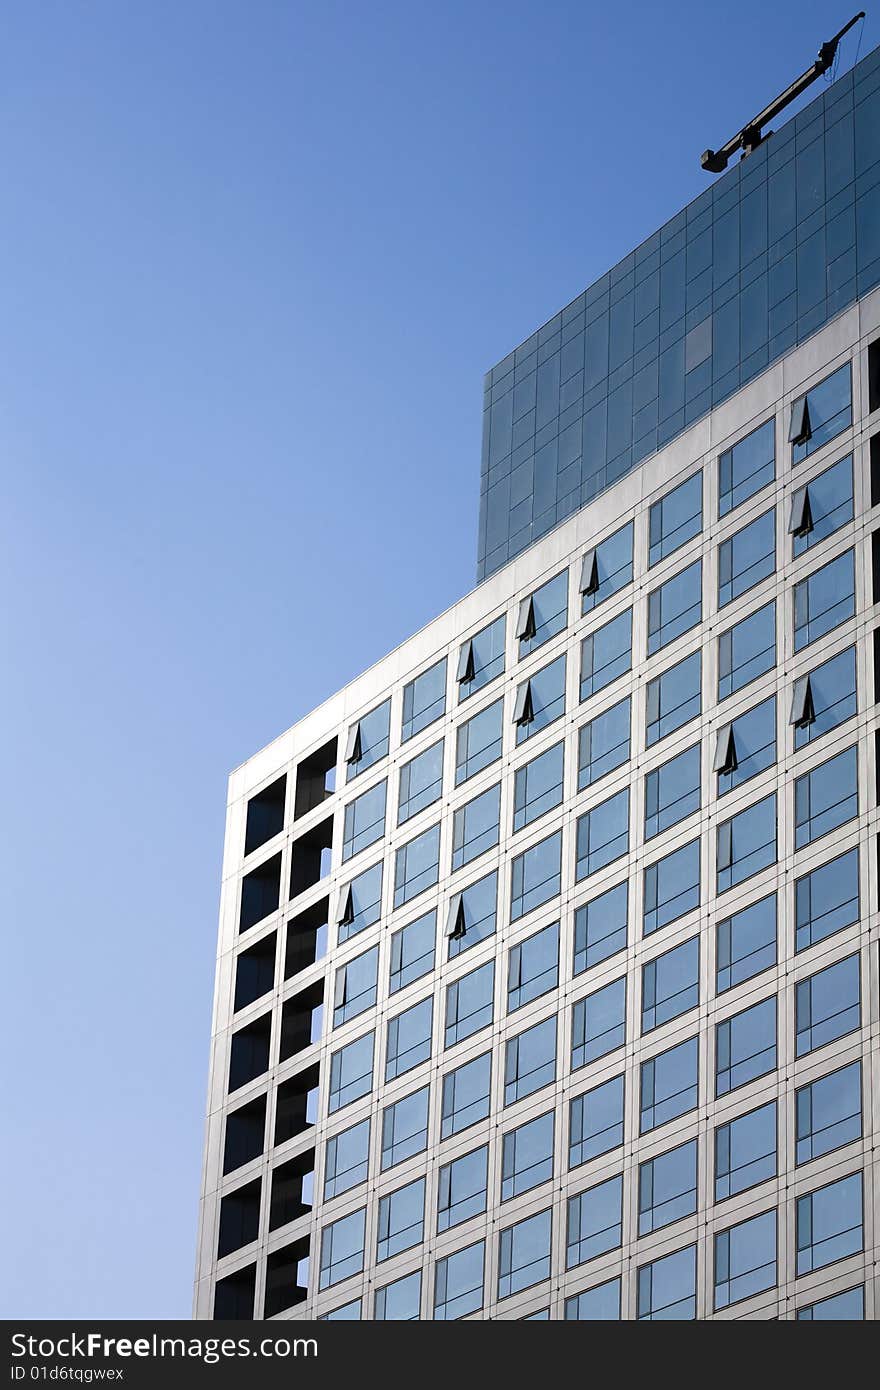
[1, 0, 873, 1318]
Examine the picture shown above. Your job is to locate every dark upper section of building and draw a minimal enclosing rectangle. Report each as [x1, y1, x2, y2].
[477, 41, 880, 582]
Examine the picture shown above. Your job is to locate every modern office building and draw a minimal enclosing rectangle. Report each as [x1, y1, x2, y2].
[195, 43, 880, 1321]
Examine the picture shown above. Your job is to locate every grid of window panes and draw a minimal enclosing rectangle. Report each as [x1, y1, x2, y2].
[207, 323, 878, 1324]
[477, 43, 880, 581]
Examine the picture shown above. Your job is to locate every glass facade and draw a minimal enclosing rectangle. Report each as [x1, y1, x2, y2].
[478, 42, 880, 580]
[200, 43, 879, 1324]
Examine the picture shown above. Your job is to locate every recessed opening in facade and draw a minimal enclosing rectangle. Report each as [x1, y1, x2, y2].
[269, 1149, 316, 1231]
[217, 1177, 261, 1259]
[294, 738, 338, 819]
[244, 776, 287, 857]
[280, 982, 324, 1063]
[213, 1263, 256, 1319]
[233, 931, 277, 1012]
[873, 531, 880, 604]
[274, 1064, 320, 1147]
[239, 852, 282, 934]
[872, 434, 880, 507]
[869, 337, 880, 414]
[223, 1095, 266, 1175]
[284, 899, 328, 980]
[263, 1237, 310, 1317]
[228, 1013, 272, 1093]
[289, 818, 333, 899]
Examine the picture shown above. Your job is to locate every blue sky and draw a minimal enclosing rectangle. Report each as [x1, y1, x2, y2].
[1, 0, 872, 1318]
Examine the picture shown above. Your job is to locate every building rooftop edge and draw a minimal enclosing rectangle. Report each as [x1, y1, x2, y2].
[227, 287, 876, 795]
[480, 40, 879, 388]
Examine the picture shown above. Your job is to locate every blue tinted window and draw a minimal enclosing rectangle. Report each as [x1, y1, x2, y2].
[441, 1053, 491, 1138]
[342, 779, 387, 861]
[637, 1245, 696, 1320]
[451, 782, 500, 870]
[324, 1117, 370, 1200]
[791, 455, 854, 557]
[329, 1032, 373, 1113]
[518, 571, 568, 657]
[381, 1086, 429, 1169]
[514, 741, 564, 831]
[717, 792, 776, 892]
[447, 870, 497, 960]
[389, 909, 435, 994]
[501, 1110, 554, 1200]
[394, 823, 440, 908]
[793, 548, 855, 651]
[792, 645, 857, 749]
[795, 848, 859, 952]
[796, 1061, 862, 1165]
[577, 696, 630, 789]
[581, 522, 633, 615]
[385, 996, 432, 1081]
[796, 1172, 863, 1275]
[516, 654, 566, 745]
[377, 1176, 424, 1262]
[646, 652, 701, 745]
[794, 745, 857, 848]
[455, 699, 503, 785]
[402, 658, 447, 742]
[795, 953, 860, 1057]
[569, 1074, 624, 1167]
[716, 996, 776, 1096]
[717, 892, 776, 992]
[511, 831, 562, 920]
[433, 1240, 484, 1320]
[715, 1101, 776, 1201]
[458, 614, 505, 702]
[797, 1286, 865, 1321]
[644, 837, 700, 936]
[398, 740, 444, 824]
[649, 472, 702, 565]
[644, 742, 700, 838]
[566, 1175, 622, 1268]
[719, 418, 775, 516]
[375, 1270, 421, 1321]
[437, 1146, 488, 1233]
[718, 600, 776, 699]
[334, 945, 378, 1027]
[319, 1208, 365, 1289]
[791, 363, 852, 463]
[345, 699, 391, 783]
[642, 937, 699, 1032]
[647, 560, 702, 654]
[714, 1210, 776, 1309]
[508, 921, 559, 1012]
[565, 1278, 621, 1320]
[498, 1209, 552, 1298]
[575, 787, 629, 880]
[639, 1138, 697, 1235]
[572, 977, 626, 1068]
[445, 961, 494, 1048]
[640, 1035, 698, 1133]
[716, 696, 776, 794]
[504, 1016, 556, 1104]
[718, 508, 775, 606]
[338, 860, 382, 944]
[574, 880, 627, 973]
[579, 609, 632, 700]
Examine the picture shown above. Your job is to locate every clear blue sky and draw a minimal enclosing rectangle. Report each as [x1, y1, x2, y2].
[1, 0, 872, 1318]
